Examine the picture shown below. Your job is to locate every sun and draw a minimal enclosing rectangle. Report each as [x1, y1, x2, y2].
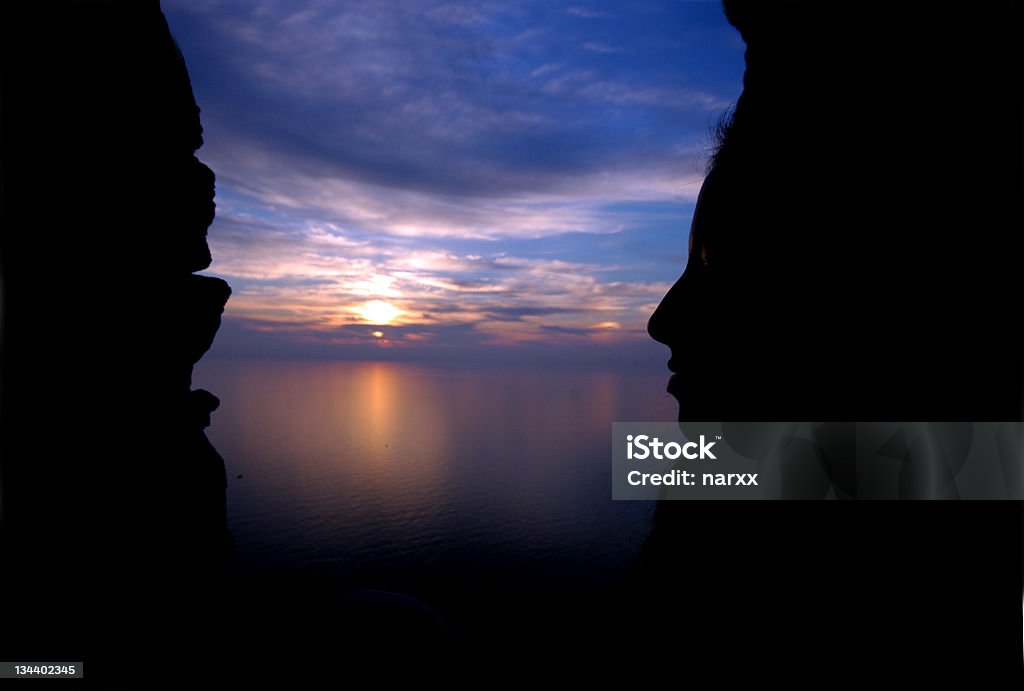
[357, 300, 401, 325]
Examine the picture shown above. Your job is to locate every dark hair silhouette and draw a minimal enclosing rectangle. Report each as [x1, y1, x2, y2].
[705, 107, 736, 174]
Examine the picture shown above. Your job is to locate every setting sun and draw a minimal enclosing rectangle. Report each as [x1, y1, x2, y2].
[358, 300, 401, 325]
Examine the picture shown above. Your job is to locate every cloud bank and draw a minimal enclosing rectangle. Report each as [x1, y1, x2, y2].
[162, 1, 744, 359]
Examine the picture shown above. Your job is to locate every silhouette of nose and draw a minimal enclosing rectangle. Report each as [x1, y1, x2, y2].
[648, 273, 685, 346]
[647, 300, 668, 345]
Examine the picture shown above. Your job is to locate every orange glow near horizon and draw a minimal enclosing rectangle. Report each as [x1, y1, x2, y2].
[213, 261, 669, 348]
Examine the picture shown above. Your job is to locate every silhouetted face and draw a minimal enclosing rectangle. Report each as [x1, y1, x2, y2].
[647, 170, 721, 421]
[645, 165, 779, 421]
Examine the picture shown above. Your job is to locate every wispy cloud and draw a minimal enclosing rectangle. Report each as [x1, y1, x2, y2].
[162, 0, 744, 355]
[204, 132, 705, 242]
[209, 203, 671, 345]
[582, 41, 625, 54]
[566, 6, 614, 20]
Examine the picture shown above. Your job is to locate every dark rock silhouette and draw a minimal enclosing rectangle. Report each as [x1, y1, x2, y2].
[634, 1, 1023, 685]
[1, 1, 231, 684]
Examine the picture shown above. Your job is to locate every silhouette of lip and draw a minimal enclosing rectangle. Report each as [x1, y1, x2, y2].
[665, 356, 684, 396]
[666, 372, 683, 398]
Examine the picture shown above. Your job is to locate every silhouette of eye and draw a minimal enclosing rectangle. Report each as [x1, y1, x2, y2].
[689, 232, 710, 267]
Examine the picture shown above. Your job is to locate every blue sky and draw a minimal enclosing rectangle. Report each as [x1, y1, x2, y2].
[163, 0, 745, 362]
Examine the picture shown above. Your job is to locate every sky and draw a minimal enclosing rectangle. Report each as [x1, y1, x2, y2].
[162, 0, 745, 364]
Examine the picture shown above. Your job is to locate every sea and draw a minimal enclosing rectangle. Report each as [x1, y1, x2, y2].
[192, 358, 676, 641]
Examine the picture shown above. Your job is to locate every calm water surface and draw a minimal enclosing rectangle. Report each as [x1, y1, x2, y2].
[193, 359, 676, 597]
